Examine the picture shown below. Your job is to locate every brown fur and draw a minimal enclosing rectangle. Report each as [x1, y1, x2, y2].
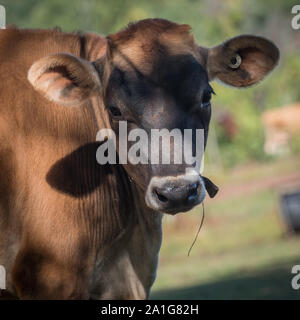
[0, 27, 161, 299]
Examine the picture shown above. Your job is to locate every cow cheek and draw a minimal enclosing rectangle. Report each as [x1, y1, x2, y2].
[122, 163, 151, 191]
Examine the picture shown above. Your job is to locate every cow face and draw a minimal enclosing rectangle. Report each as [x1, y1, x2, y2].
[28, 19, 279, 214]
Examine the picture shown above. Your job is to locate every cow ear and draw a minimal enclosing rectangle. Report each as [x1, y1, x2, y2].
[28, 53, 101, 106]
[205, 35, 279, 87]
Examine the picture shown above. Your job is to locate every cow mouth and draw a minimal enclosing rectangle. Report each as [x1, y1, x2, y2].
[160, 203, 202, 215]
[146, 193, 205, 215]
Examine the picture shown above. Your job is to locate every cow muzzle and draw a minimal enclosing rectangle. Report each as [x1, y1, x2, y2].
[145, 173, 206, 214]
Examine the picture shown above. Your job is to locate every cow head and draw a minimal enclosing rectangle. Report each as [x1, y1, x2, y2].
[28, 19, 279, 214]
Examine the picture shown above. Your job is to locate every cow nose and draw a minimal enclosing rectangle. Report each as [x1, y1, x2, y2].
[146, 175, 206, 214]
[154, 182, 199, 204]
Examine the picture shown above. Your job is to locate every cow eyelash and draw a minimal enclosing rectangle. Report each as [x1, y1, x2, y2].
[201, 88, 215, 108]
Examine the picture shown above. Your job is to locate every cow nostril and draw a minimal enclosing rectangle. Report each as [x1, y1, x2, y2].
[155, 189, 168, 203]
[188, 182, 199, 200]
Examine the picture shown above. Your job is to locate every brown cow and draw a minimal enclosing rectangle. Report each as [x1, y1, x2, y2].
[0, 19, 279, 299]
[262, 103, 300, 155]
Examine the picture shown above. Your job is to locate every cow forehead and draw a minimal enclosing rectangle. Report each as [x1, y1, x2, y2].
[106, 41, 207, 93]
[107, 20, 204, 74]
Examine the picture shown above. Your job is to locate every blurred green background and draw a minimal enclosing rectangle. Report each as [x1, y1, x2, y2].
[2, 0, 300, 299]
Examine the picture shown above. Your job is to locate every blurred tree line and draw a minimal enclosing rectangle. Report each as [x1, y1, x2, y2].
[1, 0, 300, 167]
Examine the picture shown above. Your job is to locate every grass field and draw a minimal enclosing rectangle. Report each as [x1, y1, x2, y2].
[150, 156, 300, 300]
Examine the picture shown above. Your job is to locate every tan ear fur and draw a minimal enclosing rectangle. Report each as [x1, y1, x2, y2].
[28, 53, 101, 106]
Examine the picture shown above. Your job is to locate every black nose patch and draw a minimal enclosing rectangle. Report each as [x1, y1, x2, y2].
[202, 176, 219, 198]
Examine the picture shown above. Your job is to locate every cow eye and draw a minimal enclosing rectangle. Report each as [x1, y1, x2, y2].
[201, 91, 212, 108]
[108, 105, 122, 118]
